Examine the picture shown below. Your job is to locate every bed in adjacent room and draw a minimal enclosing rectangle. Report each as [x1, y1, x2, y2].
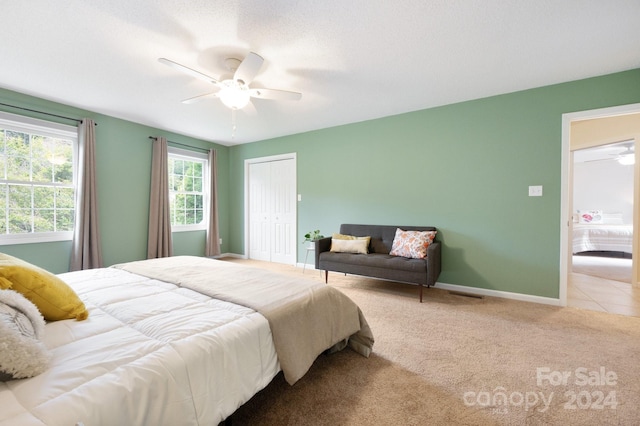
[0, 255, 373, 426]
[572, 224, 633, 255]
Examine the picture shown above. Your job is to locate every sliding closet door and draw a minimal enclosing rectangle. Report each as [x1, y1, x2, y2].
[247, 155, 296, 265]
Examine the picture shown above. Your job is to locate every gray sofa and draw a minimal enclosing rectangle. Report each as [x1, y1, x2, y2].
[315, 224, 441, 302]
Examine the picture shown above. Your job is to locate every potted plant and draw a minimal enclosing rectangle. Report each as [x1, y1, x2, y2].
[302, 230, 324, 247]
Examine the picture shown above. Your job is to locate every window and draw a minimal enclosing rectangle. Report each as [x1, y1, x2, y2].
[168, 147, 208, 231]
[0, 112, 77, 245]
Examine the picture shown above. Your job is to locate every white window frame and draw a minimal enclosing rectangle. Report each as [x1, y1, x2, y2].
[167, 147, 209, 233]
[0, 111, 78, 245]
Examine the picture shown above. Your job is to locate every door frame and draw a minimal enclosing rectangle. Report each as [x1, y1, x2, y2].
[560, 102, 640, 306]
[244, 152, 297, 261]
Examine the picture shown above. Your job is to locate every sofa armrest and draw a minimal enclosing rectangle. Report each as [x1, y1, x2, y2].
[426, 241, 442, 287]
[314, 237, 332, 269]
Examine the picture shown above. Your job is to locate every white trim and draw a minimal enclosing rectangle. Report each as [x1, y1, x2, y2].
[0, 111, 77, 138]
[560, 102, 640, 306]
[434, 281, 561, 306]
[0, 231, 73, 245]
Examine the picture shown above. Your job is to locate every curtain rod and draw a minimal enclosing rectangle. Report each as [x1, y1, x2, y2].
[148, 136, 210, 153]
[0, 101, 95, 125]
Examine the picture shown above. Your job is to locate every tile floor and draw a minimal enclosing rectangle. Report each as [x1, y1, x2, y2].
[568, 271, 640, 317]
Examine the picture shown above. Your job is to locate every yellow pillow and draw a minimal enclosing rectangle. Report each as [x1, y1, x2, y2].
[0, 253, 88, 321]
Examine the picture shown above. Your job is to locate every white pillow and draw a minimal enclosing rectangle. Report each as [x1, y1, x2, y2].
[330, 238, 369, 254]
[0, 289, 50, 381]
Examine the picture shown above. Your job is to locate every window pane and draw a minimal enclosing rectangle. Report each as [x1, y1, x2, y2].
[32, 158, 53, 183]
[5, 131, 29, 156]
[8, 209, 32, 233]
[186, 209, 195, 224]
[34, 186, 54, 209]
[34, 209, 54, 232]
[7, 156, 30, 181]
[56, 209, 74, 232]
[190, 176, 200, 192]
[56, 187, 75, 209]
[8, 185, 32, 209]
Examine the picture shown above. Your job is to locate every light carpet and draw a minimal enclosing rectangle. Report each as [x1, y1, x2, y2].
[572, 255, 632, 283]
[224, 258, 640, 426]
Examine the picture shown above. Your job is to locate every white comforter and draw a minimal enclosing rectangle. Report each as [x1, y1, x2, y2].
[572, 224, 633, 254]
[0, 267, 280, 426]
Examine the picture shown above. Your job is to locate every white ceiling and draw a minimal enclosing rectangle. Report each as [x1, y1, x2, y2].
[1, 1, 639, 146]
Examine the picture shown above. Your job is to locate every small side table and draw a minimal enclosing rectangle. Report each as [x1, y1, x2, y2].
[303, 245, 314, 273]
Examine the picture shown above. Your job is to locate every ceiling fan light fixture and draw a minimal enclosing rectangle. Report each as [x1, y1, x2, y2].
[617, 153, 635, 165]
[218, 80, 250, 110]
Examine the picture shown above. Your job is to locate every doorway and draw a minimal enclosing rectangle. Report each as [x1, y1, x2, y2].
[245, 153, 297, 265]
[560, 103, 640, 315]
[569, 141, 635, 314]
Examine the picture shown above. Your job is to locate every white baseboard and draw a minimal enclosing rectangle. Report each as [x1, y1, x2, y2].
[433, 281, 561, 306]
[224, 258, 562, 307]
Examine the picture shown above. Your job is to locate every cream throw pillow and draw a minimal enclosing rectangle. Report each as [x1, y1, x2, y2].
[330, 238, 369, 254]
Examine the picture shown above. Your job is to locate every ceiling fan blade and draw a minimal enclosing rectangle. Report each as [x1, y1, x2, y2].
[249, 88, 302, 101]
[158, 58, 218, 84]
[181, 92, 219, 104]
[234, 52, 264, 85]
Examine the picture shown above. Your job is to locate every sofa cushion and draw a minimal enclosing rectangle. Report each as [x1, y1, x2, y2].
[320, 252, 427, 273]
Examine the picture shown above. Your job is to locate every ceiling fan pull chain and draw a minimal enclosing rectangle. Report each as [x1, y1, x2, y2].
[231, 109, 237, 139]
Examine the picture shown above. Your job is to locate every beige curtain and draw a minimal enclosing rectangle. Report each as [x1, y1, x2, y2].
[70, 118, 103, 271]
[147, 137, 173, 258]
[205, 149, 221, 257]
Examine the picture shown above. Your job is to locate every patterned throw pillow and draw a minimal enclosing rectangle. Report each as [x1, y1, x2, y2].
[389, 228, 437, 259]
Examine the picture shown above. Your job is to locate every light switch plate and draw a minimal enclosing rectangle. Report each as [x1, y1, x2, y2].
[528, 185, 543, 197]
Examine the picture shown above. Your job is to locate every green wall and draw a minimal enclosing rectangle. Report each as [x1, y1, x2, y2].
[229, 69, 640, 299]
[2, 69, 639, 298]
[0, 88, 229, 273]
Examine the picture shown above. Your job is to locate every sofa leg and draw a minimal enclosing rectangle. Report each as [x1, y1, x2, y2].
[324, 270, 328, 284]
[419, 284, 423, 303]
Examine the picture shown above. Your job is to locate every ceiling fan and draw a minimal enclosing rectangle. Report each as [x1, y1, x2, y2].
[577, 141, 635, 165]
[610, 145, 635, 165]
[158, 52, 302, 112]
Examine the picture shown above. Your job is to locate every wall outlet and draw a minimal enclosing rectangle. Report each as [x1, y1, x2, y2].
[219, 238, 222, 245]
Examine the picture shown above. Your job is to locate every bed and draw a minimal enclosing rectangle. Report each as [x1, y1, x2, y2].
[0, 255, 374, 426]
[572, 223, 633, 255]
